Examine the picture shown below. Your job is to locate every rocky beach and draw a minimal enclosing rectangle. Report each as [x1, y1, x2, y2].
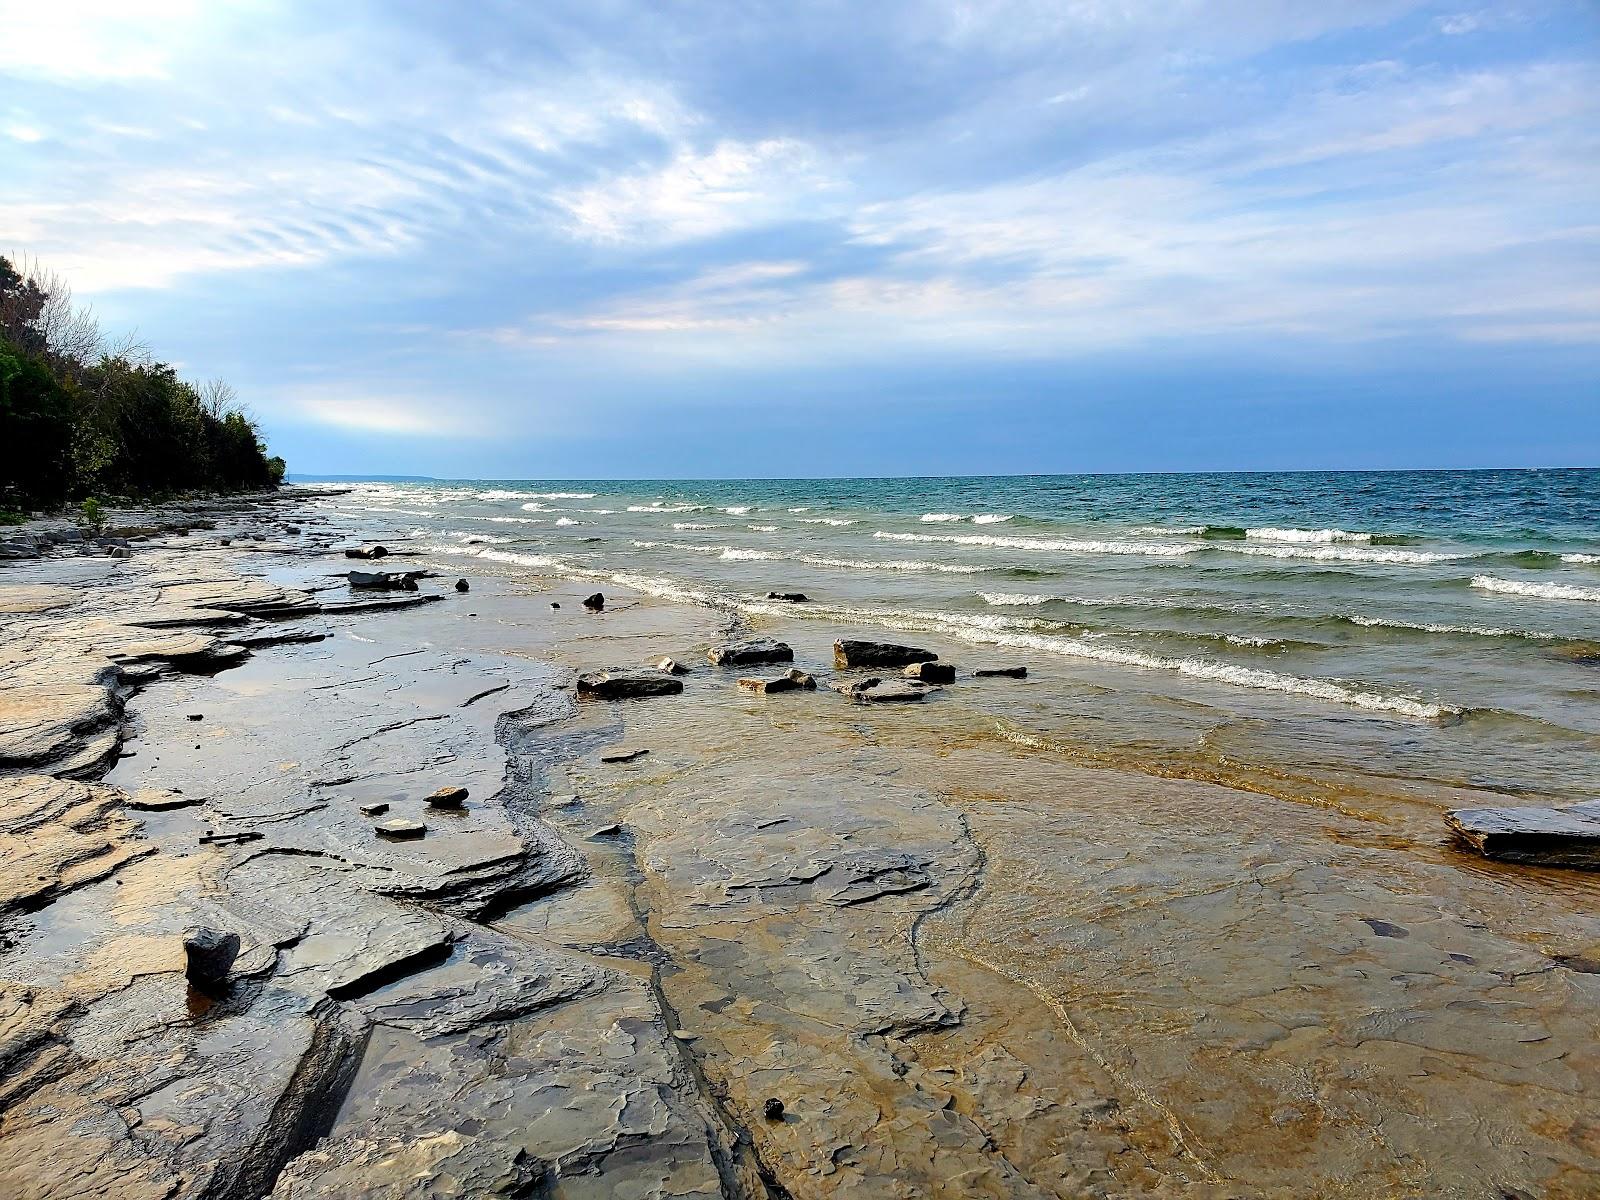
[2, 486, 1598, 1199]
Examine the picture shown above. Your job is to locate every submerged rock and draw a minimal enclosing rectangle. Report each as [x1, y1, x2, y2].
[343, 545, 389, 560]
[183, 926, 240, 996]
[831, 677, 937, 704]
[834, 639, 937, 669]
[903, 661, 955, 684]
[766, 592, 808, 602]
[576, 668, 684, 701]
[1446, 801, 1600, 868]
[707, 637, 794, 666]
[974, 666, 1027, 679]
[376, 818, 428, 840]
[654, 656, 691, 675]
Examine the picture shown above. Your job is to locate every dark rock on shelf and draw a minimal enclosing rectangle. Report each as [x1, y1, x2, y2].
[600, 747, 649, 764]
[582, 592, 605, 611]
[183, 926, 240, 996]
[1446, 801, 1600, 868]
[549, 601, 560, 609]
[576, 668, 685, 701]
[360, 802, 389, 817]
[589, 823, 622, 838]
[344, 545, 389, 560]
[654, 656, 690, 675]
[426, 785, 468, 809]
[767, 592, 809, 602]
[348, 569, 425, 590]
[835, 639, 937, 669]
[455, 578, 470, 593]
[188, 713, 204, 721]
[904, 661, 955, 684]
[707, 637, 794, 666]
[376, 818, 428, 840]
[974, 666, 1028, 679]
[764, 1098, 785, 1120]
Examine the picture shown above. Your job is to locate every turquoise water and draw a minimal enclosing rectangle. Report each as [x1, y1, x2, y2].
[315, 469, 1600, 803]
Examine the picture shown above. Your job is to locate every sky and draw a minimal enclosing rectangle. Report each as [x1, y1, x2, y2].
[2, 0, 1598, 478]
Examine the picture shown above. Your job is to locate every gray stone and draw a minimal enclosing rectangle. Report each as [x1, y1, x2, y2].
[974, 666, 1027, 678]
[904, 661, 955, 684]
[834, 639, 937, 668]
[426, 785, 468, 809]
[576, 668, 684, 701]
[1446, 800, 1600, 868]
[654, 656, 691, 674]
[360, 803, 389, 817]
[766, 592, 808, 602]
[454, 578, 470, 592]
[739, 669, 817, 694]
[831, 677, 936, 704]
[375, 818, 427, 840]
[183, 926, 241, 995]
[707, 637, 793, 666]
[600, 747, 649, 764]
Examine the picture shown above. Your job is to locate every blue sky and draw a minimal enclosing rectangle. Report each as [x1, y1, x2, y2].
[3, 1, 1597, 477]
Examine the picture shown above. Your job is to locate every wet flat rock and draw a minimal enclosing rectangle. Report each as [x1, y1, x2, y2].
[1446, 800, 1600, 868]
[576, 667, 685, 700]
[830, 676, 938, 703]
[706, 637, 793, 666]
[834, 638, 937, 668]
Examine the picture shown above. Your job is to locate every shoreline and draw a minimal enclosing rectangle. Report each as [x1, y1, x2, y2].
[2, 490, 1598, 1197]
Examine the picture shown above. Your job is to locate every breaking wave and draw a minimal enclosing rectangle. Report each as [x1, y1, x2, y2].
[1471, 576, 1600, 603]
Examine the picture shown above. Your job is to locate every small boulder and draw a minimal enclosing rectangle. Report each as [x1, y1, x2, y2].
[360, 802, 390, 817]
[376, 818, 427, 840]
[582, 592, 605, 611]
[974, 666, 1027, 679]
[577, 668, 685, 701]
[370, 545, 389, 558]
[106, 545, 131, 559]
[550, 601, 561, 609]
[454, 578, 469, 593]
[739, 668, 817, 694]
[764, 1098, 785, 1121]
[589, 823, 622, 838]
[835, 639, 936, 669]
[766, 592, 808, 602]
[187, 713, 204, 721]
[426, 785, 468, 809]
[654, 656, 690, 675]
[707, 637, 794, 666]
[183, 927, 240, 997]
[904, 661, 955, 684]
[1446, 801, 1600, 868]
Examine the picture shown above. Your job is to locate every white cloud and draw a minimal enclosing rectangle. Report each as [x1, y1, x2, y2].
[277, 388, 482, 437]
[553, 139, 837, 243]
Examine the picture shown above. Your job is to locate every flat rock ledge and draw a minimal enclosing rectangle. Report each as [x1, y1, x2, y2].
[1446, 800, 1600, 868]
[834, 639, 938, 669]
[575, 667, 685, 701]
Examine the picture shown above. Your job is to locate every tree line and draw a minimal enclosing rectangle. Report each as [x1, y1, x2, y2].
[0, 254, 285, 512]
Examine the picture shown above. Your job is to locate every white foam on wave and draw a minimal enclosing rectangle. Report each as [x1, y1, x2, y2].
[1228, 544, 1461, 565]
[788, 507, 811, 513]
[799, 555, 993, 575]
[876, 531, 1199, 557]
[749, 524, 779, 532]
[520, 502, 554, 513]
[1247, 527, 1374, 544]
[721, 505, 753, 515]
[1343, 614, 1554, 639]
[554, 517, 578, 526]
[453, 532, 512, 545]
[800, 517, 855, 526]
[1135, 525, 1205, 536]
[972, 514, 1013, 524]
[628, 503, 700, 513]
[980, 592, 1052, 606]
[476, 489, 527, 501]
[482, 515, 544, 525]
[529, 492, 596, 499]
[424, 545, 568, 571]
[673, 522, 722, 530]
[720, 547, 781, 561]
[1563, 553, 1600, 564]
[1472, 576, 1600, 603]
[920, 513, 964, 522]
[740, 597, 1453, 720]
